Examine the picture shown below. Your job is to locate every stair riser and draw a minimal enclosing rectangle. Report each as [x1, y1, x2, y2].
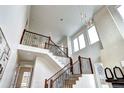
[63, 74, 82, 88]
[63, 85, 73, 88]
[69, 77, 79, 80]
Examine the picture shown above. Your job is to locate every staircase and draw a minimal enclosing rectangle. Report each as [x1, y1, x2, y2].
[63, 74, 82, 88]
[19, 29, 94, 88]
[45, 56, 93, 88]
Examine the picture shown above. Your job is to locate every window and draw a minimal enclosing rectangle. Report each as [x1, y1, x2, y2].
[20, 72, 31, 88]
[78, 34, 85, 49]
[73, 34, 86, 52]
[117, 5, 124, 20]
[73, 38, 79, 52]
[88, 26, 99, 44]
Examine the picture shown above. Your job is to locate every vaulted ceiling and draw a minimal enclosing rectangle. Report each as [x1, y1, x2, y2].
[28, 5, 103, 43]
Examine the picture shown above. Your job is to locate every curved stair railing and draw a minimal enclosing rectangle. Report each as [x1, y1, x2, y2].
[44, 56, 93, 88]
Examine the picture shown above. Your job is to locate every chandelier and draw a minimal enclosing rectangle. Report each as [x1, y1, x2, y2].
[79, 6, 93, 28]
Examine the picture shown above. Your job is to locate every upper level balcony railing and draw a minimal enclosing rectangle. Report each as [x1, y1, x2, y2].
[20, 29, 68, 57]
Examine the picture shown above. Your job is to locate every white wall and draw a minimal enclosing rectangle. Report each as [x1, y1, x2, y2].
[94, 6, 124, 69]
[31, 56, 61, 88]
[25, 6, 31, 30]
[73, 74, 96, 88]
[72, 42, 102, 63]
[19, 61, 34, 67]
[57, 35, 73, 57]
[0, 5, 29, 87]
[71, 6, 124, 88]
[69, 23, 102, 88]
[71, 25, 102, 63]
[108, 6, 124, 40]
[57, 36, 68, 47]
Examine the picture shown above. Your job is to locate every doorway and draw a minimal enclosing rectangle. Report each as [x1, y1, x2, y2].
[15, 67, 33, 88]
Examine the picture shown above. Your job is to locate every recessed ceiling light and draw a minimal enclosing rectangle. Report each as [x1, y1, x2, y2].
[60, 18, 63, 21]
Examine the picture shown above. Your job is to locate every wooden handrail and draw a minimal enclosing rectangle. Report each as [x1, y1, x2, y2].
[20, 29, 68, 57]
[49, 39, 68, 57]
[80, 56, 89, 59]
[20, 29, 26, 44]
[48, 60, 78, 82]
[53, 60, 79, 82]
[45, 56, 94, 88]
[80, 56, 94, 74]
[25, 29, 49, 38]
[20, 29, 49, 44]
[45, 42, 68, 50]
[50, 42, 68, 49]
[45, 42, 68, 57]
[47, 57, 71, 81]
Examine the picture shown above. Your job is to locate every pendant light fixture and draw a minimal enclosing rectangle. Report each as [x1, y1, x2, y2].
[79, 6, 93, 28]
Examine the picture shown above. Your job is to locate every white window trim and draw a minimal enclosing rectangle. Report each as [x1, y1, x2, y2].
[72, 24, 101, 53]
[72, 33, 86, 53]
[73, 38, 79, 52]
[78, 34, 86, 49]
[87, 25, 99, 45]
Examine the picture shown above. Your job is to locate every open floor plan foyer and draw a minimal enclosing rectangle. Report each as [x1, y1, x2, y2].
[0, 5, 124, 88]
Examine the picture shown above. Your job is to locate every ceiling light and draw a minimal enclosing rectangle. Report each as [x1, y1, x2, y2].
[60, 18, 63, 21]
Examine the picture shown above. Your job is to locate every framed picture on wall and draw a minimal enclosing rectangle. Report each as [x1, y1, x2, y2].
[0, 27, 11, 79]
[94, 63, 106, 80]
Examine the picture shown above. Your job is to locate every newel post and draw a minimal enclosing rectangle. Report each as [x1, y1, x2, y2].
[50, 79, 53, 88]
[70, 57, 74, 74]
[78, 56, 82, 74]
[44, 79, 48, 88]
[89, 58, 93, 74]
[66, 48, 68, 57]
[48, 36, 51, 48]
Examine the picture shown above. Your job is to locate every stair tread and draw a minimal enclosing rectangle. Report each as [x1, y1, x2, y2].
[69, 74, 81, 78]
[64, 77, 79, 82]
[64, 78, 77, 85]
[61, 74, 82, 88]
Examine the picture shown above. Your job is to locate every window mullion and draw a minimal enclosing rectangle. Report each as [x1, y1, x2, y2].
[77, 37, 80, 50]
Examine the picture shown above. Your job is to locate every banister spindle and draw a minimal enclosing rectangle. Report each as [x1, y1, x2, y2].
[70, 57, 73, 74]
[89, 58, 93, 74]
[50, 79, 53, 88]
[66, 48, 68, 57]
[78, 56, 82, 74]
[48, 36, 51, 48]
